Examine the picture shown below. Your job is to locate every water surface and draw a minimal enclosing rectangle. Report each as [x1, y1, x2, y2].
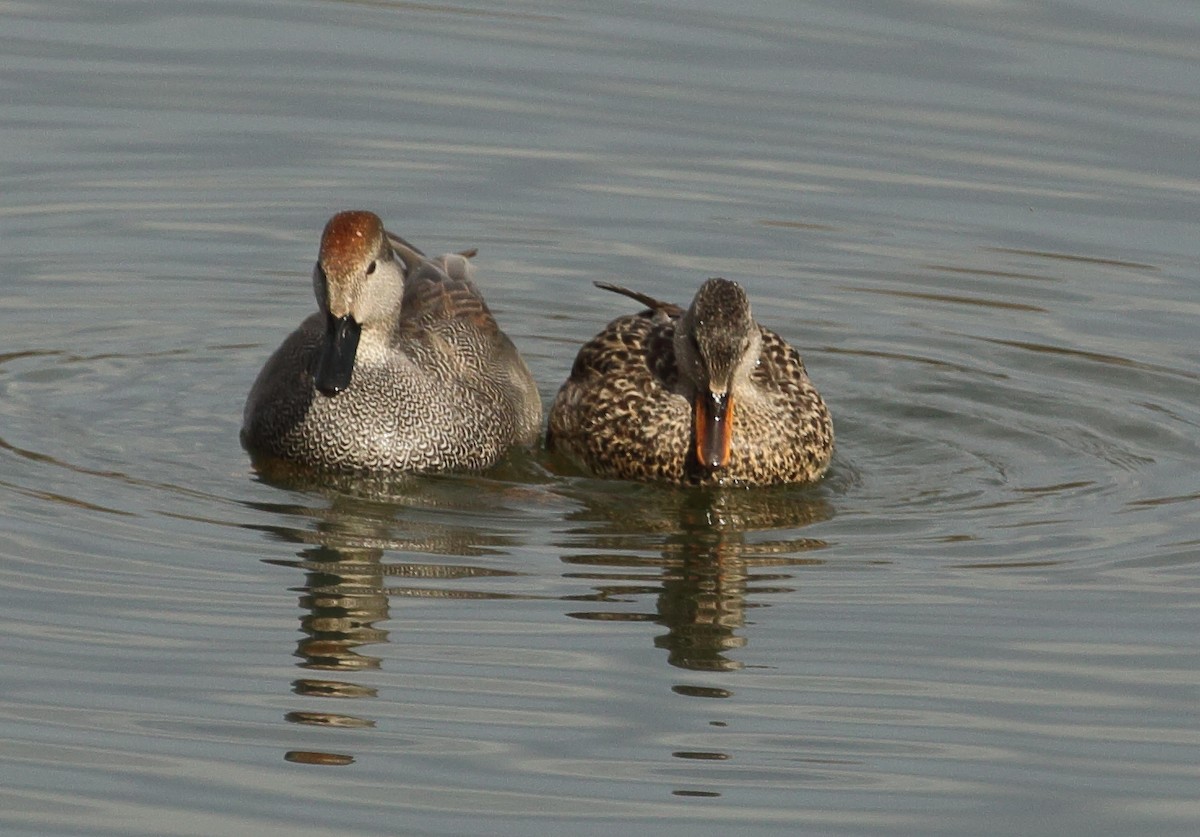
[2, 1, 1199, 835]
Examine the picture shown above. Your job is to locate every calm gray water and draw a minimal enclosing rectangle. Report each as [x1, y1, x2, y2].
[2, 1, 1199, 835]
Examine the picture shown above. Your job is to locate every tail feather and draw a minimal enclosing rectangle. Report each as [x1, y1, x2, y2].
[594, 281, 681, 316]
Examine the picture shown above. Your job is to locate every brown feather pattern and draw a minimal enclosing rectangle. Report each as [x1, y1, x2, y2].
[548, 279, 833, 486]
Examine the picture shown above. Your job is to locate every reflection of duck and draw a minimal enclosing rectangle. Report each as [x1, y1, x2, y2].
[548, 278, 833, 486]
[261, 485, 532, 766]
[290, 545, 391, 674]
[557, 479, 834, 542]
[559, 482, 831, 671]
[243, 211, 541, 474]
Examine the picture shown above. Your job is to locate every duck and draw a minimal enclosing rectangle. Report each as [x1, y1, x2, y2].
[242, 210, 541, 473]
[547, 277, 832, 486]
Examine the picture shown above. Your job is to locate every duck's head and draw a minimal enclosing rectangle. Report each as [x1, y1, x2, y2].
[673, 278, 762, 472]
[311, 210, 420, 396]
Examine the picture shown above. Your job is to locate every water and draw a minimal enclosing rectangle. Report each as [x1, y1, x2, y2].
[2, 0, 1199, 834]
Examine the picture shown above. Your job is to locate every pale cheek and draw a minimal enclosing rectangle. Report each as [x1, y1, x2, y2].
[734, 351, 760, 382]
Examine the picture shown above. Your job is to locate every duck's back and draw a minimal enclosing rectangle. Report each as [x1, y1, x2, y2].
[242, 253, 541, 473]
[548, 309, 692, 482]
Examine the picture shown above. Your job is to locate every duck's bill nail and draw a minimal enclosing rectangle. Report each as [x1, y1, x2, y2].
[693, 390, 734, 469]
[314, 314, 361, 396]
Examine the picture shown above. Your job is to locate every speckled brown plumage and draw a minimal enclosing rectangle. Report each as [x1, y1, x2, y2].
[242, 211, 541, 474]
[547, 278, 833, 487]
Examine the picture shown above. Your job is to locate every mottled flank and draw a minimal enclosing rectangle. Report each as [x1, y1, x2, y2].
[547, 278, 833, 487]
[242, 210, 541, 474]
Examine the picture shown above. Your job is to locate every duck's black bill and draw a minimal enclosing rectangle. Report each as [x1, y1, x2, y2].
[314, 313, 361, 396]
[692, 390, 734, 470]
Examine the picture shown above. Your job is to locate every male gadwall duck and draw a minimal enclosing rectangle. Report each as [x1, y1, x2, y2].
[547, 278, 832, 486]
[242, 210, 541, 473]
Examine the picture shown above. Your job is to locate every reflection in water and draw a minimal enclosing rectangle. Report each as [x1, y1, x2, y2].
[252, 473, 528, 766]
[289, 545, 390, 674]
[251, 464, 833, 768]
[271, 543, 388, 767]
[558, 482, 831, 797]
[284, 751, 356, 767]
[561, 482, 831, 672]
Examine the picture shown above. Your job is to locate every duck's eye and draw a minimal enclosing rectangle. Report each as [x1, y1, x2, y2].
[366, 260, 377, 275]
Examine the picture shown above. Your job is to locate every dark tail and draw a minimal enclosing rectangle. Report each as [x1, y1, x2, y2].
[594, 281, 681, 315]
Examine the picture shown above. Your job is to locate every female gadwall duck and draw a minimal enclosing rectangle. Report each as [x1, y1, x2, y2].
[242, 210, 541, 473]
[547, 278, 833, 486]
